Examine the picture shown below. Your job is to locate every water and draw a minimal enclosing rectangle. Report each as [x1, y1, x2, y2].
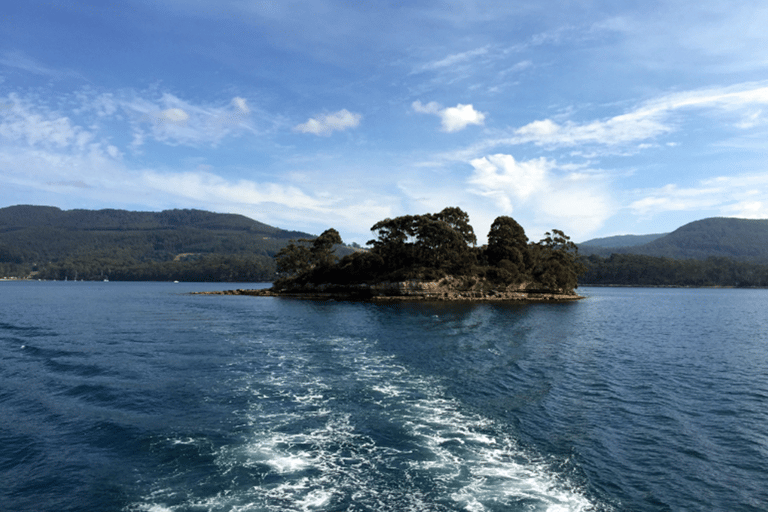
[1, 282, 767, 511]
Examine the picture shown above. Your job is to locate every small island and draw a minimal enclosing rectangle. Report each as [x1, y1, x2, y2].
[202, 207, 585, 302]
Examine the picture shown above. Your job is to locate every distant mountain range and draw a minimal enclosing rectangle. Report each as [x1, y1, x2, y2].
[3, 205, 768, 283]
[578, 217, 768, 262]
[0, 204, 313, 260]
[579, 233, 667, 249]
[0, 205, 317, 281]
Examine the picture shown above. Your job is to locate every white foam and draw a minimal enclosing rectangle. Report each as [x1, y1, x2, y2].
[144, 506, 174, 512]
[129, 333, 601, 512]
[296, 489, 333, 510]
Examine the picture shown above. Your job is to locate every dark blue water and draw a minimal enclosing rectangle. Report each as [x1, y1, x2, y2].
[1, 282, 767, 511]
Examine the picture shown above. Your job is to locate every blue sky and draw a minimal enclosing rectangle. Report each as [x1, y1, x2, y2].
[2, 1, 768, 244]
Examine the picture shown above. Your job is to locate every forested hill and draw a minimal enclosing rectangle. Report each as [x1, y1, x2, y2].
[579, 217, 768, 262]
[578, 217, 768, 287]
[0, 205, 315, 281]
[0, 205, 305, 235]
[578, 233, 667, 250]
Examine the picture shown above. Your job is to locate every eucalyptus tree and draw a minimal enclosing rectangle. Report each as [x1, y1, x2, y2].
[368, 207, 476, 274]
[531, 229, 584, 291]
[275, 228, 343, 277]
[486, 216, 530, 279]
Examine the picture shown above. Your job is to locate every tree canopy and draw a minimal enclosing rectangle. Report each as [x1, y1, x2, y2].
[275, 228, 343, 277]
[275, 207, 584, 293]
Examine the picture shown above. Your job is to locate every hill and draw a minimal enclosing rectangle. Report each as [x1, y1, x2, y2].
[577, 217, 768, 287]
[578, 218, 768, 262]
[0, 205, 316, 281]
[634, 218, 768, 261]
[579, 233, 667, 250]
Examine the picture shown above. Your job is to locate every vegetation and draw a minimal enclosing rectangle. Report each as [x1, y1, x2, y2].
[0, 205, 317, 281]
[576, 218, 768, 287]
[579, 254, 768, 287]
[274, 207, 584, 294]
[8, 204, 766, 288]
[578, 218, 768, 262]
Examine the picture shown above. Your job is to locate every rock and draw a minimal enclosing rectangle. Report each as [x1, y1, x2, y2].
[194, 276, 583, 302]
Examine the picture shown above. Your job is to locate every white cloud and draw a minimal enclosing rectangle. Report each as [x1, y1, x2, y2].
[412, 100, 486, 132]
[141, 169, 325, 210]
[514, 109, 671, 147]
[0, 93, 100, 150]
[630, 173, 768, 218]
[469, 154, 550, 209]
[294, 109, 362, 136]
[231, 97, 250, 113]
[0, 90, 387, 239]
[724, 200, 768, 218]
[135, 168, 403, 240]
[442, 104, 487, 132]
[629, 185, 715, 215]
[467, 153, 614, 236]
[509, 83, 768, 148]
[412, 100, 440, 115]
[159, 108, 189, 124]
[418, 46, 490, 72]
[115, 93, 259, 147]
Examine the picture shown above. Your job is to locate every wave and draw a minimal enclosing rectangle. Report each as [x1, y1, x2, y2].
[128, 334, 601, 512]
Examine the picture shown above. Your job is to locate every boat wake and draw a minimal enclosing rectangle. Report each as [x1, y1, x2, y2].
[128, 334, 601, 512]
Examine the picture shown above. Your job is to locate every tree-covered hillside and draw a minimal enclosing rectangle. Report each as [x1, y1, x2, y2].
[637, 218, 768, 261]
[578, 218, 768, 262]
[579, 253, 768, 287]
[577, 218, 768, 287]
[0, 205, 315, 281]
[578, 233, 667, 252]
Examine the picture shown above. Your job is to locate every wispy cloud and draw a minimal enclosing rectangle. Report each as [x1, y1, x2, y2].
[417, 46, 490, 72]
[0, 92, 117, 154]
[141, 169, 326, 210]
[512, 112, 672, 147]
[413, 100, 486, 132]
[294, 109, 362, 136]
[0, 50, 83, 80]
[121, 93, 258, 147]
[597, 2, 768, 73]
[471, 82, 768, 150]
[631, 173, 768, 219]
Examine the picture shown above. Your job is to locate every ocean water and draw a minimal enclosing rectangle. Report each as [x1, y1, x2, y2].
[1, 282, 767, 512]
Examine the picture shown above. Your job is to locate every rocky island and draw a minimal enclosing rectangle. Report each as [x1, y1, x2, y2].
[200, 207, 585, 302]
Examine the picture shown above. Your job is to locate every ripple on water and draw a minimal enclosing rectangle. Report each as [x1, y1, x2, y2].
[129, 334, 600, 512]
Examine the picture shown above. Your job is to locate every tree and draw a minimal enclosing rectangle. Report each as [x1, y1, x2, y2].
[368, 215, 419, 270]
[310, 228, 343, 268]
[271, 207, 587, 294]
[532, 229, 584, 291]
[430, 207, 477, 247]
[413, 215, 472, 272]
[486, 216, 529, 276]
[275, 228, 343, 278]
[368, 207, 475, 275]
[275, 241, 312, 276]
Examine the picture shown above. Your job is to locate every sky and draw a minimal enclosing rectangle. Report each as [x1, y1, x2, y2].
[2, 1, 768, 244]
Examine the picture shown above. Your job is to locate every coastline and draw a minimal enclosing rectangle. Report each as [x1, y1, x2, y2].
[194, 279, 584, 302]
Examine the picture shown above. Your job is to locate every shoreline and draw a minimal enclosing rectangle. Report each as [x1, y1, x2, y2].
[193, 280, 584, 302]
[193, 288, 584, 302]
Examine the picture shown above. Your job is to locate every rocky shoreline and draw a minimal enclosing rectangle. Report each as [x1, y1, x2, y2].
[194, 277, 584, 302]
